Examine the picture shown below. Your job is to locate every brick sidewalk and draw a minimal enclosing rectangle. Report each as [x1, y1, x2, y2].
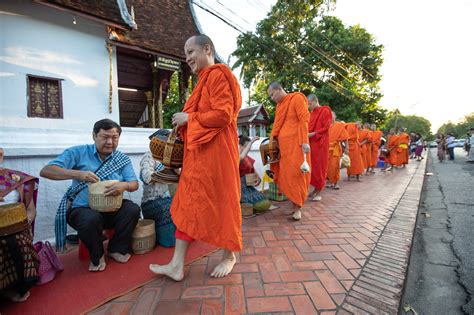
[89, 158, 426, 315]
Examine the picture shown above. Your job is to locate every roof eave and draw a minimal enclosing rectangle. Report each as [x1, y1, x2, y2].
[34, 0, 130, 30]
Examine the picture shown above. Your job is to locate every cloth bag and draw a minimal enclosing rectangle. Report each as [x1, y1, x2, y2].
[300, 155, 310, 173]
[340, 153, 351, 169]
[34, 241, 64, 285]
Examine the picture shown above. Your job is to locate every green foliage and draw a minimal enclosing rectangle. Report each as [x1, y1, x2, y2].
[437, 112, 474, 138]
[162, 72, 188, 129]
[232, 0, 387, 127]
[385, 113, 433, 140]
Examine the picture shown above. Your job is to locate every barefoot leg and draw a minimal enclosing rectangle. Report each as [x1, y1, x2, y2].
[210, 249, 236, 278]
[149, 239, 189, 281]
[89, 255, 106, 272]
[108, 252, 131, 263]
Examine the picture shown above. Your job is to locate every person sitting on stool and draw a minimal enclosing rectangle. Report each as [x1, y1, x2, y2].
[40, 119, 140, 272]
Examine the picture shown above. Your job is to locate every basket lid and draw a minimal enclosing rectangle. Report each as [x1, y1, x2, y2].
[88, 180, 119, 194]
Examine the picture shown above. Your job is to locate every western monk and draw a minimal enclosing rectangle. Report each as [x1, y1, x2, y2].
[386, 128, 400, 170]
[150, 35, 242, 280]
[370, 124, 383, 170]
[398, 128, 410, 167]
[358, 122, 370, 172]
[327, 111, 349, 189]
[267, 82, 310, 221]
[307, 94, 332, 201]
[345, 122, 365, 181]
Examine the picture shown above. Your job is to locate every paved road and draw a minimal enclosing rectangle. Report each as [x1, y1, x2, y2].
[403, 147, 474, 314]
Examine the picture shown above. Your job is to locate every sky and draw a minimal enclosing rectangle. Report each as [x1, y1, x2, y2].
[193, 0, 474, 132]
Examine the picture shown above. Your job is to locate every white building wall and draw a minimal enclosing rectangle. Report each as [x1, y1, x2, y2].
[0, 1, 120, 129]
[0, 3, 153, 243]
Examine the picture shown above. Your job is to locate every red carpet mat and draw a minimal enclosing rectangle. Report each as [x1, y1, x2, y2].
[0, 241, 217, 315]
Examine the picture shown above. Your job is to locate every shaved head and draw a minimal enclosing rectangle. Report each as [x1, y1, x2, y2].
[190, 34, 216, 57]
[267, 81, 282, 90]
[307, 94, 318, 102]
[266, 82, 286, 103]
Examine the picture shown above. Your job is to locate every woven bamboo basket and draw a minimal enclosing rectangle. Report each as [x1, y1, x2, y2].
[0, 202, 28, 236]
[132, 219, 156, 254]
[149, 128, 184, 169]
[241, 203, 254, 217]
[88, 180, 123, 212]
[245, 173, 261, 187]
[259, 138, 280, 166]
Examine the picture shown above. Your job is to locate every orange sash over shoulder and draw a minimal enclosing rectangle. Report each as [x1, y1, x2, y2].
[171, 64, 242, 252]
[270, 92, 310, 207]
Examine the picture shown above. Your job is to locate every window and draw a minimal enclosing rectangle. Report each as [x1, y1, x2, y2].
[27, 75, 63, 118]
[241, 125, 249, 136]
[255, 125, 261, 137]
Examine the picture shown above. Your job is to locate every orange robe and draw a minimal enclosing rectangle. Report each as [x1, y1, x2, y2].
[371, 130, 383, 167]
[366, 130, 373, 167]
[308, 105, 332, 191]
[387, 135, 400, 166]
[270, 93, 310, 207]
[327, 121, 349, 185]
[171, 64, 242, 252]
[358, 129, 370, 169]
[398, 132, 410, 165]
[345, 123, 365, 176]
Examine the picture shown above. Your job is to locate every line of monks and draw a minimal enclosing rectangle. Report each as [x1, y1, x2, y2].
[266, 83, 411, 221]
[151, 35, 411, 282]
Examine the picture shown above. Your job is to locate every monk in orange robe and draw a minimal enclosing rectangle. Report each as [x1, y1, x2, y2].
[386, 128, 400, 170]
[370, 124, 383, 169]
[150, 35, 242, 280]
[398, 128, 410, 167]
[358, 122, 370, 172]
[364, 123, 374, 173]
[345, 122, 365, 181]
[327, 112, 349, 189]
[267, 82, 310, 221]
[307, 94, 332, 201]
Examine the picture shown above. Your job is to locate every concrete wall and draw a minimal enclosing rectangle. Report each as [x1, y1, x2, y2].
[0, 1, 120, 129]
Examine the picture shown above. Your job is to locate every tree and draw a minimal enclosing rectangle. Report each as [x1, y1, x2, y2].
[385, 113, 432, 139]
[437, 112, 474, 138]
[232, 0, 387, 126]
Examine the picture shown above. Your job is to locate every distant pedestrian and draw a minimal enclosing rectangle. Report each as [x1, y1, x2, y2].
[436, 134, 446, 162]
[414, 133, 424, 161]
[446, 134, 456, 160]
[467, 128, 474, 163]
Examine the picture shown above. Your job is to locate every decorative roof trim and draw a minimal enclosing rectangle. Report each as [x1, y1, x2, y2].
[116, 0, 137, 30]
[187, 0, 225, 64]
[34, 0, 129, 30]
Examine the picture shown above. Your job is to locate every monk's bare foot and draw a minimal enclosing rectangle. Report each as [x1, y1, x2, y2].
[312, 193, 322, 202]
[333, 184, 340, 190]
[356, 175, 361, 182]
[292, 209, 302, 220]
[211, 250, 236, 278]
[108, 252, 131, 263]
[89, 255, 106, 272]
[3, 290, 30, 302]
[149, 263, 184, 281]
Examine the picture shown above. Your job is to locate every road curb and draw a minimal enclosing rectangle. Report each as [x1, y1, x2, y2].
[339, 156, 428, 314]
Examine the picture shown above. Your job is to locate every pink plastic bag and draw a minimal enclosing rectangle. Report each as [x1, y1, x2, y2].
[34, 241, 64, 285]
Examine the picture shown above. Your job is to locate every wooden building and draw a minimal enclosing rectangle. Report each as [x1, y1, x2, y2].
[237, 104, 270, 137]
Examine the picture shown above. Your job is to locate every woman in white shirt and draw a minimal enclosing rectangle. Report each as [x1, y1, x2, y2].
[139, 151, 176, 247]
